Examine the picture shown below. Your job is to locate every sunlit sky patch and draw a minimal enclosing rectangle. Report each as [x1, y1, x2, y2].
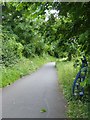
[45, 9, 59, 21]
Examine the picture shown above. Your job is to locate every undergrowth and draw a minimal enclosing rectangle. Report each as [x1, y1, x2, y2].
[56, 60, 88, 118]
[1, 55, 55, 88]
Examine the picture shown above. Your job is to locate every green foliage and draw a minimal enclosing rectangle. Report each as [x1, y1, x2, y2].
[78, 30, 90, 53]
[1, 2, 90, 117]
[40, 108, 47, 113]
[1, 55, 55, 88]
[2, 2, 90, 88]
[56, 61, 76, 99]
[2, 29, 23, 67]
[56, 60, 88, 118]
[2, 2, 90, 61]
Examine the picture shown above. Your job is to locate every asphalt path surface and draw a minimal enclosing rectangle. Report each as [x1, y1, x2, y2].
[1, 62, 67, 118]
[0, 88, 2, 120]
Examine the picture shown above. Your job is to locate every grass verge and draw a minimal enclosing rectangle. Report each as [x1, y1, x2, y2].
[1, 55, 55, 88]
[56, 60, 88, 118]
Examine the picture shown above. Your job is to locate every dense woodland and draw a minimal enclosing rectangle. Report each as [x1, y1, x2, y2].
[1, 2, 90, 67]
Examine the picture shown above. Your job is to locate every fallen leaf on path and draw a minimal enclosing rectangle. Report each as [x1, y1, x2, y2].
[40, 108, 47, 113]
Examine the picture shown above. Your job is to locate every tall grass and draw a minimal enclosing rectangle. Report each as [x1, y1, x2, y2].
[56, 60, 88, 118]
[1, 55, 55, 88]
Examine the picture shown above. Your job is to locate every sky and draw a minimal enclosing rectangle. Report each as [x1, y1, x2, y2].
[45, 9, 59, 21]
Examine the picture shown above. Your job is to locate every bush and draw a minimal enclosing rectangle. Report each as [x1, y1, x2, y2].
[2, 29, 24, 67]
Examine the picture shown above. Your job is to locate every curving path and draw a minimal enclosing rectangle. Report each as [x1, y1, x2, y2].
[1, 62, 67, 118]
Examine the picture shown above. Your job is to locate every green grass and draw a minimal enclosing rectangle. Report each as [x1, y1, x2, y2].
[1, 55, 55, 88]
[56, 60, 88, 118]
